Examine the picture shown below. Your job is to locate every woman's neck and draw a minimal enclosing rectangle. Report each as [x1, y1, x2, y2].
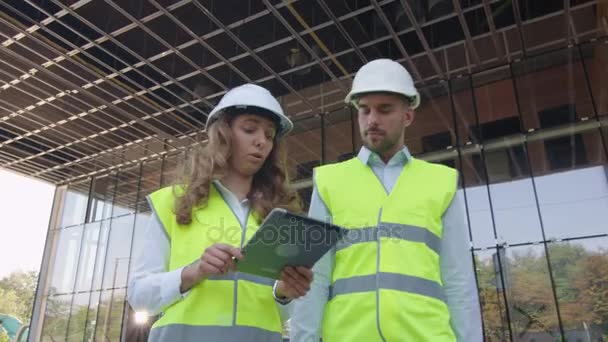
[221, 171, 253, 200]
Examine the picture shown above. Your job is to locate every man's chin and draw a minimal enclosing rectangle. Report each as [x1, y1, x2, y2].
[364, 141, 393, 155]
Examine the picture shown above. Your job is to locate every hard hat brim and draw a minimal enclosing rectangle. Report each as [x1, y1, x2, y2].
[205, 105, 294, 137]
[345, 90, 420, 109]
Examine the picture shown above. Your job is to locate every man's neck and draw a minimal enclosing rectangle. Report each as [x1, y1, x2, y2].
[221, 171, 253, 200]
[378, 143, 405, 164]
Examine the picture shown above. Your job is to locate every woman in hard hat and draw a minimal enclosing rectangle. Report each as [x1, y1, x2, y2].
[127, 84, 314, 341]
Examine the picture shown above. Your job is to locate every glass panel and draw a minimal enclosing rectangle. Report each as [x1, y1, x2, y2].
[547, 237, 608, 339]
[475, 249, 511, 342]
[87, 175, 113, 223]
[84, 290, 101, 341]
[136, 160, 163, 213]
[504, 245, 561, 340]
[451, 75, 481, 147]
[60, 181, 90, 228]
[102, 173, 119, 220]
[459, 152, 495, 248]
[580, 39, 607, 116]
[94, 288, 126, 342]
[102, 215, 135, 289]
[472, 65, 520, 139]
[40, 295, 72, 342]
[487, 172, 544, 245]
[48, 226, 84, 295]
[129, 212, 151, 277]
[478, 141, 543, 245]
[324, 107, 355, 163]
[528, 129, 608, 239]
[286, 116, 321, 182]
[111, 168, 141, 217]
[66, 293, 90, 342]
[407, 82, 456, 159]
[513, 47, 595, 131]
[91, 221, 111, 291]
[71, 222, 101, 293]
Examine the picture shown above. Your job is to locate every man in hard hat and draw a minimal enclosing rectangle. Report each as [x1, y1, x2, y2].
[288, 59, 483, 341]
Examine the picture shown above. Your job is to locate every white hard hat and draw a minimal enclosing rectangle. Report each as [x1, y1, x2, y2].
[345, 59, 420, 109]
[206, 83, 294, 137]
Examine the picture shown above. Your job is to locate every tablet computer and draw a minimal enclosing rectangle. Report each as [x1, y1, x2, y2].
[235, 208, 345, 280]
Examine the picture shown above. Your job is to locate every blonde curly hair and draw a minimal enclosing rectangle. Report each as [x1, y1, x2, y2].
[173, 112, 301, 225]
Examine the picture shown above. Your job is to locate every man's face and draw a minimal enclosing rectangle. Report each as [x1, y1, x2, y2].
[356, 93, 414, 157]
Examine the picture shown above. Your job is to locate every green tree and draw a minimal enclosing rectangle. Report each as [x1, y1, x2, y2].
[0, 271, 38, 323]
[0, 329, 9, 342]
[574, 250, 608, 328]
[0, 288, 23, 318]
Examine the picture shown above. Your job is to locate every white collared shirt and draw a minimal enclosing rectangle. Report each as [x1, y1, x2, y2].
[126, 180, 291, 322]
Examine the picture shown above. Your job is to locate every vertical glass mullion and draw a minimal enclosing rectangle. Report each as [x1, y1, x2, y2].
[509, 62, 566, 339]
[467, 73, 515, 341]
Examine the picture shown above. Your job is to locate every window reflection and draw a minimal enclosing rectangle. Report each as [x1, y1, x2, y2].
[66, 293, 90, 341]
[60, 182, 89, 228]
[475, 249, 511, 342]
[286, 116, 322, 182]
[94, 288, 127, 342]
[547, 238, 608, 339]
[48, 227, 83, 295]
[40, 295, 72, 341]
[102, 215, 135, 290]
[503, 245, 561, 339]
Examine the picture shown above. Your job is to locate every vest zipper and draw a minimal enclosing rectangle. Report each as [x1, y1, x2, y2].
[376, 208, 387, 342]
[232, 208, 249, 326]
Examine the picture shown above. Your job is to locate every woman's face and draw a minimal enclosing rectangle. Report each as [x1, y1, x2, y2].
[228, 114, 277, 177]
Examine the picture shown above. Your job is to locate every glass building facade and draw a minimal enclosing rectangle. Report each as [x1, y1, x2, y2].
[30, 39, 608, 341]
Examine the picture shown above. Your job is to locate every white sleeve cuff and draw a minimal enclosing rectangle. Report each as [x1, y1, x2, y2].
[161, 266, 189, 305]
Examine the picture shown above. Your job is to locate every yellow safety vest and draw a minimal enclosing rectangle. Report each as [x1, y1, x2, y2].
[146, 184, 283, 341]
[315, 157, 458, 342]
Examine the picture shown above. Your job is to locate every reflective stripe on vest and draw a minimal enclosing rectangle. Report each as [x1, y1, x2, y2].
[147, 185, 282, 341]
[329, 272, 445, 302]
[148, 324, 282, 342]
[315, 157, 458, 342]
[336, 222, 442, 255]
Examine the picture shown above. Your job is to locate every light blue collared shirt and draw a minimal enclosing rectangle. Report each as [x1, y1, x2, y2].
[288, 146, 483, 342]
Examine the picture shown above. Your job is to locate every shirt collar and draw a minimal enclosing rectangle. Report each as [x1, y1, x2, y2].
[357, 145, 412, 167]
[212, 179, 250, 205]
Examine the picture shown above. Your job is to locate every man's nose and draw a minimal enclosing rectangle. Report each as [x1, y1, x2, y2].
[367, 110, 380, 126]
